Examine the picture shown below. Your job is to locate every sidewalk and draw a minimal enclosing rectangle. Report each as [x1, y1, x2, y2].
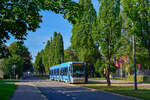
[10, 85, 44, 100]
[89, 78, 150, 87]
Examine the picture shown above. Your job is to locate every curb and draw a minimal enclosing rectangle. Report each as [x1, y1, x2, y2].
[67, 83, 142, 100]
[34, 86, 48, 100]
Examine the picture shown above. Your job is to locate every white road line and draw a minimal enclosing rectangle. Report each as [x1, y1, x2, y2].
[72, 97, 77, 100]
[66, 94, 70, 96]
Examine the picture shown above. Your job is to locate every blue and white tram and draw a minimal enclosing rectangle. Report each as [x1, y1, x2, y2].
[49, 62, 86, 83]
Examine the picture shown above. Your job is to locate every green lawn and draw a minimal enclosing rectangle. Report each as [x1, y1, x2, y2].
[144, 81, 150, 83]
[76, 82, 150, 100]
[0, 80, 17, 100]
[0, 79, 19, 83]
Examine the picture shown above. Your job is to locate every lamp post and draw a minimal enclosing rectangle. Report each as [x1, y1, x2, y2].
[12, 65, 16, 78]
[132, 34, 137, 90]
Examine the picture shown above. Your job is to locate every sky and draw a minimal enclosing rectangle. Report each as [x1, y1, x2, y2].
[7, 0, 100, 62]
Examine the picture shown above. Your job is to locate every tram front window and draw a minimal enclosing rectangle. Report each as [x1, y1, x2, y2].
[73, 63, 84, 77]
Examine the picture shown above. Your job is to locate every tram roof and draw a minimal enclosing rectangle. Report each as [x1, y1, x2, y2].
[49, 61, 84, 70]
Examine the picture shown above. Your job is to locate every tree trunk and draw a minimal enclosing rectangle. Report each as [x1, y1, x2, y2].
[120, 63, 123, 79]
[147, 41, 150, 61]
[146, 42, 150, 70]
[85, 63, 89, 83]
[132, 35, 137, 90]
[106, 64, 111, 86]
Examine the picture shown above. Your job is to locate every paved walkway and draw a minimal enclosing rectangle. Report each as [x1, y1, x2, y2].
[89, 79, 150, 87]
[10, 84, 44, 100]
[10, 77, 149, 100]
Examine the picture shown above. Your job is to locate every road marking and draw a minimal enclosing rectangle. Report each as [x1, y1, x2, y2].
[66, 94, 70, 96]
[72, 97, 76, 100]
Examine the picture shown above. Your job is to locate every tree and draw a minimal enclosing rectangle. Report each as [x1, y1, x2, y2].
[0, 55, 24, 78]
[0, 1, 41, 44]
[0, 0, 81, 57]
[0, 41, 32, 78]
[71, 0, 99, 82]
[0, 44, 10, 59]
[121, 0, 150, 90]
[64, 47, 78, 62]
[121, 0, 150, 60]
[56, 33, 64, 63]
[34, 51, 45, 74]
[9, 42, 32, 71]
[93, 0, 122, 86]
[94, 59, 105, 77]
[34, 32, 64, 74]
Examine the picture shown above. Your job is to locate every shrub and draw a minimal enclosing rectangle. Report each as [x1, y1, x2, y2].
[126, 75, 149, 82]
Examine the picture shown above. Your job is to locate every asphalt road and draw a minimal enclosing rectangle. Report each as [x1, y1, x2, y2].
[22, 77, 133, 100]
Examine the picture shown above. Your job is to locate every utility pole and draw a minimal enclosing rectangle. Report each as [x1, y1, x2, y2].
[132, 35, 137, 90]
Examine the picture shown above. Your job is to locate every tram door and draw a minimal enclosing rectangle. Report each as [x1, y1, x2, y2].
[68, 66, 72, 83]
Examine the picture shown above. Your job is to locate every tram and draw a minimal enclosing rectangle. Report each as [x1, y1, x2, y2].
[49, 62, 86, 83]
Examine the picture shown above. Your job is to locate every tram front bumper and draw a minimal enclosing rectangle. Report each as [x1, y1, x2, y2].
[72, 77, 85, 83]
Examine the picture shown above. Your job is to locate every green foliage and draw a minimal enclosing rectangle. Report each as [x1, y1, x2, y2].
[0, 44, 10, 59]
[96, 0, 122, 60]
[8, 42, 33, 71]
[34, 51, 45, 74]
[0, 42, 32, 78]
[93, 0, 122, 85]
[71, 0, 99, 75]
[0, 0, 81, 58]
[0, 1, 41, 44]
[136, 46, 150, 69]
[34, 32, 64, 73]
[94, 59, 104, 77]
[0, 55, 24, 78]
[64, 47, 78, 62]
[121, 0, 150, 62]
[126, 75, 149, 82]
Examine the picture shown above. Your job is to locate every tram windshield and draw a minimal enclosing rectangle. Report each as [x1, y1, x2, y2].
[73, 63, 84, 74]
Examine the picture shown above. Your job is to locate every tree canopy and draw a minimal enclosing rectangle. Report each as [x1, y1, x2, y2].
[34, 32, 64, 73]
[93, 0, 122, 86]
[0, 0, 81, 58]
[71, 0, 100, 82]
[0, 41, 32, 78]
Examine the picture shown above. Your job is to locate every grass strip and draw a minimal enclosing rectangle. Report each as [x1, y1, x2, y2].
[76, 82, 150, 100]
[0, 80, 17, 100]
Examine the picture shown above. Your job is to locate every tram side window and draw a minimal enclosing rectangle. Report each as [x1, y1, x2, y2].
[54, 69, 56, 75]
[64, 68, 68, 75]
[50, 70, 51, 75]
[57, 69, 59, 75]
[62, 68, 65, 75]
[60, 68, 63, 75]
[52, 70, 54, 75]
[69, 66, 72, 73]
[51, 70, 53, 75]
[61, 68, 63, 75]
[56, 69, 57, 75]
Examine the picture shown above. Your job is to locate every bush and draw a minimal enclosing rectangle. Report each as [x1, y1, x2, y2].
[0, 55, 24, 78]
[126, 75, 149, 82]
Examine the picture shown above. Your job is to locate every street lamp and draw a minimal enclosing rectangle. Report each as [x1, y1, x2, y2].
[12, 65, 16, 78]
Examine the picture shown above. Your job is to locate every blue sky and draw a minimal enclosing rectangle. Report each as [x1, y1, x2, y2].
[7, 0, 100, 62]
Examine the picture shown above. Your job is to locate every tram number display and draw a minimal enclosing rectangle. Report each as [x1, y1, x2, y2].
[73, 64, 83, 66]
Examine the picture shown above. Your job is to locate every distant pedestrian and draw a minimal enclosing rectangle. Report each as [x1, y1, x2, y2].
[16, 74, 18, 79]
[104, 68, 107, 79]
